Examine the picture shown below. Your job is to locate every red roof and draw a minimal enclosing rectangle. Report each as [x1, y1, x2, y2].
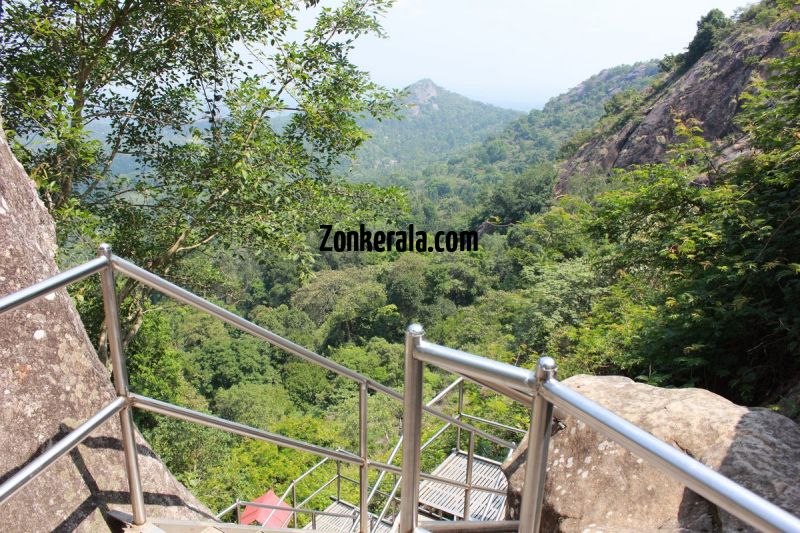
[240, 489, 292, 527]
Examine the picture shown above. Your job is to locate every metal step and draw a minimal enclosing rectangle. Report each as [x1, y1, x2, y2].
[109, 509, 303, 533]
[302, 500, 392, 533]
[417, 452, 507, 521]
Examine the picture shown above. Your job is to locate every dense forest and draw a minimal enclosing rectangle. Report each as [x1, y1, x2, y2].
[1, 0, 799, 520]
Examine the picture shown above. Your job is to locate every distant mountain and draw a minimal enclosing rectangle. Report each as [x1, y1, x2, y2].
[444, 61, 660, 182]
[345, 79, 524, 181]
[359, 62, 662, 230]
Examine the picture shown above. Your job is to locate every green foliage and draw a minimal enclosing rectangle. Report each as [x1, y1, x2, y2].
[473, 163, 556, 225]
[1, 0, 407, 352]
[249, 304, 318, 354]
[330, 338, 404, 387]
[685, 9, 733, 66]
[214, 383, 295, 430]
[658, 8, 734, 74]
[292, 267, 404, 347]
[127, 310, 188, 408]
[187, 328, 278, 397]
[552, 28, 800, 400]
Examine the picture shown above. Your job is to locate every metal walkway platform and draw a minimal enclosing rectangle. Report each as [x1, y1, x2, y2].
[302, 500, 393, 533]
[418, 451, 507, 521]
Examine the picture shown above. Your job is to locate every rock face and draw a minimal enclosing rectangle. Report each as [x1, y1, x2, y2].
[0, 128, 211, 530]
[559, 14, 798, 189]
[502, 375, 800, 532]
[406, 78, 441, 115]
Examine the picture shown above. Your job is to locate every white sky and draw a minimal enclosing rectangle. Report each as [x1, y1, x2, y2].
[347, 0, 753, 110]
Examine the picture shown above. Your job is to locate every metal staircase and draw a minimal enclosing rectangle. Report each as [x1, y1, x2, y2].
[418, 451, 507, 521]
[2, 246, 799, 533]
[302, 501, 392, 533]
[220, 377, 519, 531]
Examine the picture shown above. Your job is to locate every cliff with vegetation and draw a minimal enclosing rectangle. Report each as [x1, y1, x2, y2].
[559, 3, 798, 190]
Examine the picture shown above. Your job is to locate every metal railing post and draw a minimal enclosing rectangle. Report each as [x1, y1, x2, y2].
[399, 324, 425, 533]
[392, 473, 398, 521]
[359, 382, 369, 533]
[292, 483, 298, 528]
[337, 461, 342, 501]
[98, 244, 146, 525]
[456, 380, 464, 452]
[518, 357, 556, 533]
[463, 430, 474, 521]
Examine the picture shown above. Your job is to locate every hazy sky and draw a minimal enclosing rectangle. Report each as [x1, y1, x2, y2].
[347, 0, 753, 111]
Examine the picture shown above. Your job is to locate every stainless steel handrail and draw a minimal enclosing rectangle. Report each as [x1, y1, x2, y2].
[399, 323, 800, 533]
[230, 387, 512, 533]
[112, 256, 370, 385]
[0, 397, 126, 505]
[370, 374, 522, 532]
[460, 413, 527, 436]
[0, 255, 109, 316]
[113, 256, 511, 450]
[297, 475, 340, 508]
[130, 394, 362, 464]
[366, 377, 464, 510]
[539, 379, 800, 533]
[415, 340, 534, 394]
[371, 476, 401, 532]
[7, 251, 793, 533]
[0, 247, 512, 532]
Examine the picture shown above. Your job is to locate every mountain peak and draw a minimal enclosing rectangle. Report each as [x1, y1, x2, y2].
[405, 79, 441, 106]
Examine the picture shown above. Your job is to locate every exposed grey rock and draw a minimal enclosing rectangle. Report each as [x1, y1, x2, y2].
[0, 127, 212, 530]
[502, 375, 800, 532]
[559, 15, 798, 190]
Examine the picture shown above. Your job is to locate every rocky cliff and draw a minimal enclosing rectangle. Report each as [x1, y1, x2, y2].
[559, 7, 798, 189]
[0, 126, 211, 530]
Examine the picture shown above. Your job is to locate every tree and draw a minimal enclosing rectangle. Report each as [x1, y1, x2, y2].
[214, 383, 295, 429]
[476, 163, 555, 225]
[684, 9, 733, 66]
[381, 254, 428, 320]
[188, 330, 279, 397]
[0, 0, 406, 356]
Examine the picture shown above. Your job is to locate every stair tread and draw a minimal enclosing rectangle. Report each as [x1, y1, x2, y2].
[418, 451, 507, 521]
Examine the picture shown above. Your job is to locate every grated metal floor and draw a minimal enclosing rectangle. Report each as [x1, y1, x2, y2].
[417, 451, 507, 521]
[302, 500, 393, 533]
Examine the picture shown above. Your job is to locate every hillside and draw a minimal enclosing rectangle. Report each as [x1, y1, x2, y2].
[345, 79, 523, 181]
[381, 61, 660, 229]
[445, 61, 660, 181]
[559, 2, 798, 190]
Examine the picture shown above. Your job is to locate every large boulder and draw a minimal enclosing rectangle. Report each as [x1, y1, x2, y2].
[502, 375, 800, 532]
[0, 127, 212, 530]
